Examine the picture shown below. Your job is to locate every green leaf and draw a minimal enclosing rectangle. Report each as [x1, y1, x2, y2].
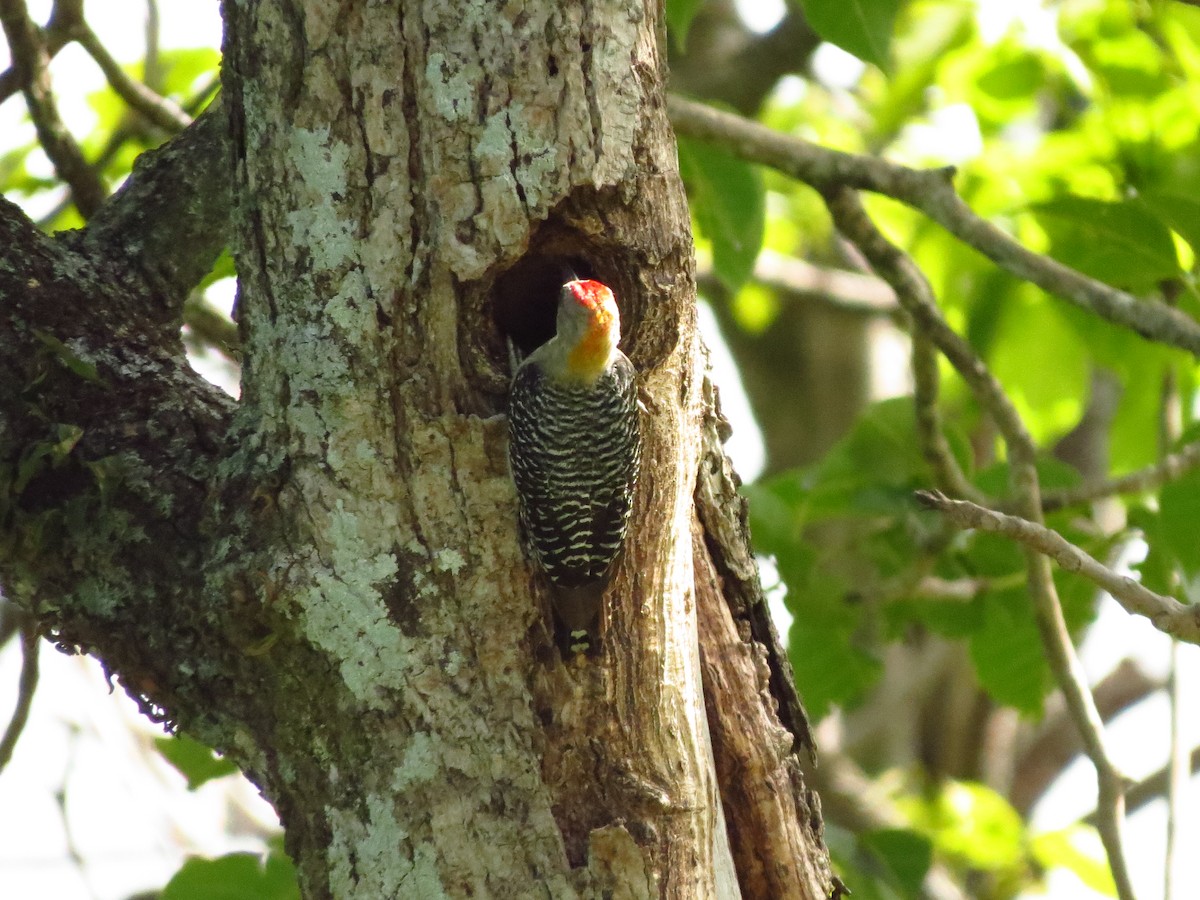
[988, 290, 1088, 446]
[969, 588, 1049, 715]
[974, 456, 1083, 499]
[162, 851, 300, 900]
[976, 54, 1046, 102]
[804, 397, 944, 520]
[1068, 20, 1171, 99]
[747, 396, 961, 550]
[780, 543, 883, 718]
[156, 47, 222, 101]
[1158, 467, 1200, 579]
[799, 0, 901, 70]
[826, 826, 904, 900]
[744, 469, 808, 558]
[1031, 826, 1117, 897]
[1140, 190, 1200, 259]
[1107, 345, 1187, 474]
[83, 454, 126, 503]
[1030, 196, 1181, 291]
[860, 829, 933, 895]
[899, 780, 1025, 871]
[787, 599, 883, 719]
[14, 424, 85, 493]
[199, 249, 238, 291]
[155, 733, 240, 790]
[32, 329, 107, 384]
[885, 593, 986, 639]
[665, 0, 706, 51]
[0, 140, 41, 195]
[677, 136, 765, 291]
[866, 5, 974, 142]
[1129, 505, 1176, 597]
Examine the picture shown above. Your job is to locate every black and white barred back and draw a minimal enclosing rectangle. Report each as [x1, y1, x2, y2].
[508, 353, 641, 591]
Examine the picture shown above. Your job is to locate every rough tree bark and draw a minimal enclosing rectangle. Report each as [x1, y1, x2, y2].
[0, 1, 829, 896]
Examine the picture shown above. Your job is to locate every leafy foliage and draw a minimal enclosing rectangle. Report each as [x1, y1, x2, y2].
[677, 135, 766, 291]
[665, 0, 708, 51]
[162, 839, 299, 900]
[156, 733, 241, 790]
[679, 0, 1200, 894]
[798, 0, 902, 70]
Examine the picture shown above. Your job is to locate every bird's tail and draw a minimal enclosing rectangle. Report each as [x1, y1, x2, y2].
[552, 581, 605, 655]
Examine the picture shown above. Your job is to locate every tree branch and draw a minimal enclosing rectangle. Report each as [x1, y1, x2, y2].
[70, 98, 230, 310]
[0, 193, 237, 727]
[904, 573, 1021, 602]
[693, 517, 827, 896]
[0, 0, 80, 104]
[917, 490, 1200, 644]
[821, 186, 1136, 899]
[667, 94, 1200, 357]
[820, 188, 1029, 450]
[698, 249, 899, 317]
[669, 8, 820, 116]
[183, 294, 239, 357]
[1011, 658, 1161, 814]
[0, 624, 39, 775]
[73, 22, 192, 132]
[1039, 440, 1200, 512]
[0, 0, 105, 216]
[142, 0, 163, 90]
[1088, 744, 1200, 825]
[694, 373, 814, 760]
[912, 329, 986, 503]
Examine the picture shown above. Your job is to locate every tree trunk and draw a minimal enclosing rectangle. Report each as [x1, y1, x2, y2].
[0, 1, 830, 896]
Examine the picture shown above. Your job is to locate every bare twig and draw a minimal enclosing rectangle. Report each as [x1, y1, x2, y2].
[1166, 642, 1186, 899]
[700, 249, 899, 316]
[0, 0, 80, 104]
[182, 74, 221, 116]
[1160, 359, 1186, 900]
[821, 189, 1030, 450]
[911, 330, 986, 502]
[668, 94, 1200, 357]
[917, 490, 1200, 644]
[1088, 744, 1200, 825]
[143, 0, 163, 91]
[1012, 658, 1161, 814]
[184, 294, 239, 356]
[74, 23, 192, 132]
[1040, 440, 1200, 511]
[0, 0, 105, 216]
[821, 186, 1135, 898]
[0, 624, 40, 775]
[904, 573, 1025, 603]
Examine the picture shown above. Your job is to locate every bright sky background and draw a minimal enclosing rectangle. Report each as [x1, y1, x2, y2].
[1, 2, 1198, 898]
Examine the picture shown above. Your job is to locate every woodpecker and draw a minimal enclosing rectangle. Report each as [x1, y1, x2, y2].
[508, 278, 641, 651]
